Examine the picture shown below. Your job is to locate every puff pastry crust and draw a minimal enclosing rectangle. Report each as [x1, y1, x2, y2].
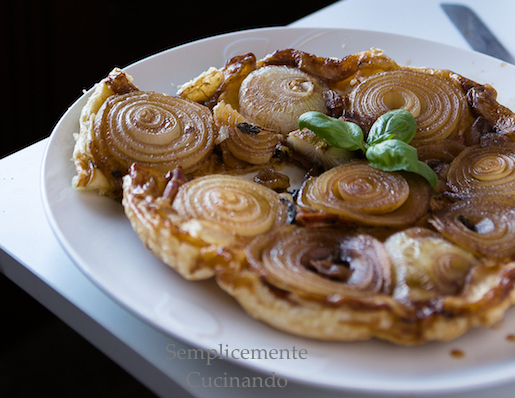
[216, 225, 515, 345]
[122, 164, 292, 280]
[76, 48, 515, 345]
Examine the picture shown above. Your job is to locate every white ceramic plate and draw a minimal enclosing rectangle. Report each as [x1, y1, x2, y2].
[41, 27, 515, 395]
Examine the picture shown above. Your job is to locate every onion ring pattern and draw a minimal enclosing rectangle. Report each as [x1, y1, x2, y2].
[172, 174, 290, 237]
[92, 91, 215, 176]
[349, 70, 467, 143]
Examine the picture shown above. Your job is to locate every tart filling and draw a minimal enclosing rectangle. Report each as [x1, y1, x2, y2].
[73, 48, 515, 344]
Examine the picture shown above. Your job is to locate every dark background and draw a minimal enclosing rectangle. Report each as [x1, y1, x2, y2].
[0, 0, 337, 396]
[1, 0, 337, 158]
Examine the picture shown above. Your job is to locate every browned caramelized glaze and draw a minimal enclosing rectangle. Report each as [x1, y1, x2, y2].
[74, 48, 515, 345]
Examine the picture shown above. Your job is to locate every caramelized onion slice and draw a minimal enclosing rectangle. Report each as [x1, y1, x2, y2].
[172, 174, 289, 237]
[253, 169, 290, 192]
[348, 70, 468, 143]
[122, 165, 242, 280]
[446, 143, 515, 199]
[213, 101, 280, 165]
[385, 228, 478, 301]
[238, 66, 328, 134]
[246, 226, 392, 303]
[298, 160, 431, 227]
[467, 84, 515, 139]
[91, 91, 215, 181]
[430, 198, 515, 260]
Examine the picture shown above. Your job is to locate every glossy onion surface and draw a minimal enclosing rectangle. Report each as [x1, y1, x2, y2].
[92, 91, 215, 175]
[349, 70, 467, 143]
[213, 101, 279, 165]
[385, 228, 478, 300]
[430, 198, 515, 260]
[299, 160, 431, 227]
[446, 143, 515, 199]
[172, 175, 289, 237]
[239, 66, 328, 134]
[246, 226, 392, 303]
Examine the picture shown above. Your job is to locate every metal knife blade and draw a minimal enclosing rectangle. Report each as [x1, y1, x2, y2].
[441, 3, 515, 64]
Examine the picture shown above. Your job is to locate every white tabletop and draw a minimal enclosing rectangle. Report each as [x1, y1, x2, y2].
[292, 0, 515, 57]
[2, 1, 515, 397]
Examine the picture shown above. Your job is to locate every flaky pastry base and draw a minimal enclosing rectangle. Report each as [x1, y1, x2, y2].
[72, 68, 132, 196]
[122, 165, 244, 280]
[216, 256, 515, 345]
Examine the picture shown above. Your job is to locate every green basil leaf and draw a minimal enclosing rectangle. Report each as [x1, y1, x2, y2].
[365, 139, 438, 188]
[366, 139, 419, 171]
[366, 109, 417, 146]
[298, 111, 365, 152]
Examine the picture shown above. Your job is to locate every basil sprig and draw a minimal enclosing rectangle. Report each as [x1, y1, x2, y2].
[298, 109, 438, 188]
